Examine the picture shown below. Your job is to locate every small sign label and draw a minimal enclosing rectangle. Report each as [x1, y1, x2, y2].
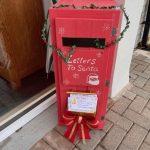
[68, 93, 98, 113]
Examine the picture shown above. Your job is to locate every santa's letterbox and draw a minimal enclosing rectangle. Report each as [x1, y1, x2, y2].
[48, 0, 129, 142]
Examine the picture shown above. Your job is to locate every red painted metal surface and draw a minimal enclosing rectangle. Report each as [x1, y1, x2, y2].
[49, 0, 124, 128]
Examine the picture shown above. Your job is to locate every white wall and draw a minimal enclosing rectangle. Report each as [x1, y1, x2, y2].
[110, 0, 145, 97]
[42, 0, 52, 16]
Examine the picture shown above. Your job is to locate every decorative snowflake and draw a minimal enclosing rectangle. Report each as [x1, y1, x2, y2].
[96, 52, 102, 58]
[97, 91, 101, 96]
[64, 79, 70, 85]
[58, 27, 65, 35]
[102, 24, 111, 31]
[73, 73, 79, 79]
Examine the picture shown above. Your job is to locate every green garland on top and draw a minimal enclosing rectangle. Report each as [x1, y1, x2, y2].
[42, 4, 130, 63]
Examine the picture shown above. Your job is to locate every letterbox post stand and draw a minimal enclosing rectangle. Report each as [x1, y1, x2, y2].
[42, 0, 130, 143]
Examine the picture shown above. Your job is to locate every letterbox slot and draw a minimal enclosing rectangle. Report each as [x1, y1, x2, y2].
[62, 37, 105, 48]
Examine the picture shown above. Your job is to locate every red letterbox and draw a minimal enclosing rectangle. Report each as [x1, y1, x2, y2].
[49, 0, 127, 135]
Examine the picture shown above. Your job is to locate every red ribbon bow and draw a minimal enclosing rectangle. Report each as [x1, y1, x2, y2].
[63, 114, 100, 143]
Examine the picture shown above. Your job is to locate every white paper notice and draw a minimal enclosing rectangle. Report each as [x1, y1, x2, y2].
[68, 93, 98, 113]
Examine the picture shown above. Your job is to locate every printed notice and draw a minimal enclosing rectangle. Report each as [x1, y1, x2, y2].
[68, 93, 98, 113]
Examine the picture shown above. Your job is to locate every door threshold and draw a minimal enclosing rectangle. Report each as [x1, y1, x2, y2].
[0, 85, 56, 142]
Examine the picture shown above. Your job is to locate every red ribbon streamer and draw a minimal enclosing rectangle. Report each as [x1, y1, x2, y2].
[62, 114, 100, 143]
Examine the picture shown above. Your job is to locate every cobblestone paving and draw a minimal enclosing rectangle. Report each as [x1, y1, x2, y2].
[31, 51, 150, 150]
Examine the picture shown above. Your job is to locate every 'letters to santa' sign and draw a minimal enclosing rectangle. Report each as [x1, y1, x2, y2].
[62, 49, 104, 86]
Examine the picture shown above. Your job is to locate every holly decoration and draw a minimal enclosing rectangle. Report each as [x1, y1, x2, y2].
[41, 4, 130, 63]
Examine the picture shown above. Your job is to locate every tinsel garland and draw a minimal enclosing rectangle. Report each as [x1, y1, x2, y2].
[41, 4, 130, 63]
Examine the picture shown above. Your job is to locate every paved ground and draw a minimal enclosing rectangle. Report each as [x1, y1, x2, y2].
[31, 50, 150, 150]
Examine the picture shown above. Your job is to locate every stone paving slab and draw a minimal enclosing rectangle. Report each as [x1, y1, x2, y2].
[130, 86, 150, 100]
[142, 108, 150, 119]
[73, 148, 79, 150]
[143, 82, 150, 93]
[55, 125, 80, 145]
[31, 140, 53, 150]
[122, 124, 148, 150]
[106, 110, 122, 123]
[118, 144, 131, 150]
[130, 62, 138, 70]
[102, 120, 113, 133]
[76, 130, 105, 150]
[116, 116, 133, 131]
[133, 76, 147, 88]
[101, 125, 126, 150]
[134, 54, 147, 61]
[139, 143, 150, 150]
[132, 59, 149, 67]
[43, 130, 75, 150]
[111, 97, 131, 114]
[129, 96, 148, 113]
[146, 101, 150, 109]
[130, 73, 138, 80]
[124, 109, 150, 130]
[134, 65, 147, 72]
[145, 132, 150, 145]
[132, 70, 150, 79]
[95, 145, 105, 150]
[123, 90, 136, 100]
[31, 52, 150, 150]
